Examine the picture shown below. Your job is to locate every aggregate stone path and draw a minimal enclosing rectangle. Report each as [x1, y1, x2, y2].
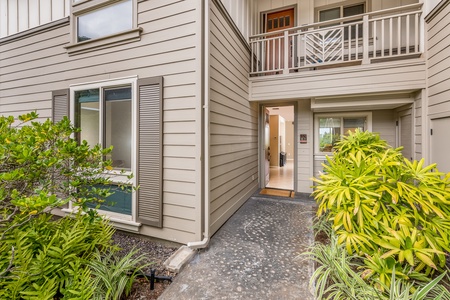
[159, 193, 316, 300]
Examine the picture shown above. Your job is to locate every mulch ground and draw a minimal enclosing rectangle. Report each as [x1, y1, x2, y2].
[112, 231, 179, 300]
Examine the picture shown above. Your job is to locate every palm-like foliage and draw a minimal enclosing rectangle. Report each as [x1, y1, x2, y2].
[89, 249, 152, 300]
[311, 130, 450, 293]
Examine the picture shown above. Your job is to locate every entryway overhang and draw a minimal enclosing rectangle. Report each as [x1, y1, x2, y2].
[311, 92, 416, 112]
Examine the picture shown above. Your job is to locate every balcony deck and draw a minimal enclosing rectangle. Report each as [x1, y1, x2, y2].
[249, 3, 423, 77]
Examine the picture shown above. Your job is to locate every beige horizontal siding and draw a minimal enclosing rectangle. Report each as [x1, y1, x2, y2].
[209, 0, 258, 235]
[0, 0, 202, 244]
[373, 110, 396, 146]
[414, 91, 422, 158]
[250, 60, 426, 101]
[427, 1, 450, 118]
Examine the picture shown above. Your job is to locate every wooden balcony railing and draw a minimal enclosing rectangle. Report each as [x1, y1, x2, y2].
[249, 3, 423, 76]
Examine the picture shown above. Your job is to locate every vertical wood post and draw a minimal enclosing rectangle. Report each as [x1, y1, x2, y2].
[362, 15, 370, 64]
[283, 30, 289, 74]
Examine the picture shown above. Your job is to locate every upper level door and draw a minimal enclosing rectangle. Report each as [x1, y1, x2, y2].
[266, 9, 295, 33]
[264, 8, 295, 71]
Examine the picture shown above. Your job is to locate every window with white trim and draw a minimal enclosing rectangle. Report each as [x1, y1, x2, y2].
[77, 0, 132, 42]
[66, 0, 140, 55]
[317, 1, 366, 39]
[315, 112, 372, 154]
[71, 77, 137, 217]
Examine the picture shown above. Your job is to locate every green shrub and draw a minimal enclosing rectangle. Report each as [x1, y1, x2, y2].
[89, 249, 151, 300]
[312, 130, 450, 290]
[0, 113, 134, 299]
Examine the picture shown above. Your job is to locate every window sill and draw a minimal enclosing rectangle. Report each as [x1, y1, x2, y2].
[61, 208, 141, 232]
[65, 27, 142, 56]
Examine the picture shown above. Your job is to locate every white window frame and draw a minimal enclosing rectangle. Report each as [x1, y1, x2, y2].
[66, 0, 140, 56]
[69, 76, 138, 223]
[314, 111, 372, 156]
[315, 0, 367, 22]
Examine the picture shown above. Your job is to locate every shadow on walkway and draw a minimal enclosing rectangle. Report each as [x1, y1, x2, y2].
[159, 192, 316, 300]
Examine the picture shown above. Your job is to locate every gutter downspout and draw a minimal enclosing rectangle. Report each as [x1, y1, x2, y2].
[187, 0, 210, 250]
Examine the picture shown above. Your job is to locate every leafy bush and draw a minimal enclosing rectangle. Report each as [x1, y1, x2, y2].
[312, 130, 450, 293]
[89, 249, 151, 300]
[303, 230, 450, 299]
[0, 113, 136, 299]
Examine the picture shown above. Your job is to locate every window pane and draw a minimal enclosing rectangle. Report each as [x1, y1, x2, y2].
[343, 4, 365, 17]
[75, 89, 99, 147]
[319, 8, 340, 22]
[267, 19, 273, 30]
[273, 18, 278, 29]
[86, 185, 132, 215]
[105, 87, 132, 170]
[77, 0, 132, 42]
[319, 117, 341, 152]
[344, 117, 365, 134]
[285, 16, 290, 27]
[279, 17, 284, 27]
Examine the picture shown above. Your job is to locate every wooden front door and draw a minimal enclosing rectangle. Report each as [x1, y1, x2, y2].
[265, 8, 295, 71]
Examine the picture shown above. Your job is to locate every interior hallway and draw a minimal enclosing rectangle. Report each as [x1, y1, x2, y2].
[266, 159, 294, 190]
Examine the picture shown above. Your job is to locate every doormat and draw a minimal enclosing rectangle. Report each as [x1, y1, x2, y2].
[260, 188, 295, 198]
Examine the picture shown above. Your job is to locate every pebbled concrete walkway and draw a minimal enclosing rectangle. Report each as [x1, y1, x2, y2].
[159, 192, 316, 300]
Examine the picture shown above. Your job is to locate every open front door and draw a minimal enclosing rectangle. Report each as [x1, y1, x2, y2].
[262, 105, 295, 191]
[264, 109, 270, 185]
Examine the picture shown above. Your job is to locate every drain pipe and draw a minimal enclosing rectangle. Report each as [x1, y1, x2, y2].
[187, 0, 210, 250]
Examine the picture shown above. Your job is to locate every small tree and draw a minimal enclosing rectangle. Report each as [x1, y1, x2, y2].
[312, 130, 450, 289]
[0, 112, 124, 298]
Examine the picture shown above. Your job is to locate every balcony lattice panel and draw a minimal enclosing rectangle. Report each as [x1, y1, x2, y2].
[305, 28, 344, 65]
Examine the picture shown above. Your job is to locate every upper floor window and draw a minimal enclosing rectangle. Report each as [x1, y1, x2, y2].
[66, 0, 140, 55]
[318, 2, 365, 22]
[317, 1, 365, 39]
[77, 0, 132, 42]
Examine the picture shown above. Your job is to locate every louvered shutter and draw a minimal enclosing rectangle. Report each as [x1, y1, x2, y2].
[52, 89, 70, 123]
[137, 77, 163, 227]
[52, 89, 70, 208]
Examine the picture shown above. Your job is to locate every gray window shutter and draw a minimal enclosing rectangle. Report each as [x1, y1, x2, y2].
[52, 89, 70, 123]
[52, 89, 70, 208]
[137, 77, 163, 227]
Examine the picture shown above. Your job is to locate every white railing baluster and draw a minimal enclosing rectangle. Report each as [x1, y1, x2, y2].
[389, 17, 393, 56]
[406, 14, 410, 54]
[356, 24, 359, 60]
[397, 16, 401, 55]
[284, 31, 289, 74]
[273, 37, 276, 70]
[363, 15, 370, 63]
[381, 19, 385, 57]
[372, 19, 377, 58]
[414, 13, 419, 53]
[262, 39, 266, 72]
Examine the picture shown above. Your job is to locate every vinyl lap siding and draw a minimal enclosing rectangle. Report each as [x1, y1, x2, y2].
[372, 110, 396, 146]
[250, 60, 426, 101]
[413, 91, 422, 159]
[427, 1, 450, 117]
[0, 0, 201, 244]
[209, 0, 258, 235]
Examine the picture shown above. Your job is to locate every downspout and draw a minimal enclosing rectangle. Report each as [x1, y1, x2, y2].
[187, 0, 210, 250]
